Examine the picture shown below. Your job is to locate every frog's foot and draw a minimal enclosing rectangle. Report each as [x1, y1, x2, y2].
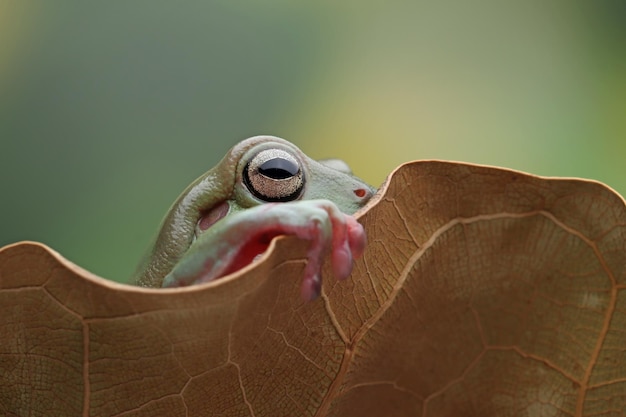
[162, 199, 366, 301]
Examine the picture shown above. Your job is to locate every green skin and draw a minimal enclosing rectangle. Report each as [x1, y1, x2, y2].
[132, 135, 375, 300]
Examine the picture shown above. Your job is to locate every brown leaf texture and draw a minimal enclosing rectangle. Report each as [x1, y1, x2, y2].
[2, 161, 626, 417]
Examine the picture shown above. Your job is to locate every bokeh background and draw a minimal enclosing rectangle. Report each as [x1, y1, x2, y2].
[1, 1, 624, 282]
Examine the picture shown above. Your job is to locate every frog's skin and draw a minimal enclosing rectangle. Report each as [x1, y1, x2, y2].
[132, 135, 375, 300]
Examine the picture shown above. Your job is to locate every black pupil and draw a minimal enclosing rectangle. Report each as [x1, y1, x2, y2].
[259, 158, 299, 179]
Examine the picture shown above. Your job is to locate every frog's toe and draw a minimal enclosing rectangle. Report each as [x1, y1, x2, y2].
[301, 273, 322, 301]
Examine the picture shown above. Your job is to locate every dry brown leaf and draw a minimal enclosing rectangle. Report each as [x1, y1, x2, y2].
[2, 160, 625, 417]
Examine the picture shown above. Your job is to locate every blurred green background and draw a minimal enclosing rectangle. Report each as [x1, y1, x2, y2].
[1, 1, 624, 283]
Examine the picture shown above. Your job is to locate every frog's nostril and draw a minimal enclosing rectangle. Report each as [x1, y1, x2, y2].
[354, 188, 367, 198]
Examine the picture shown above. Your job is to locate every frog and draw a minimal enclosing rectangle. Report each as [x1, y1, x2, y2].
[131, 135, 375, 300]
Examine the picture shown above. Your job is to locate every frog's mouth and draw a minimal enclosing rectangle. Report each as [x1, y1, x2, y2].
[217, 229, 283, 278]
[193, 201, 278, 278]
[167, 215, 289, 288]
[168, 199, 366, 302]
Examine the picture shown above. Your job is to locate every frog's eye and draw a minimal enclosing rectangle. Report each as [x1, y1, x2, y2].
[243, 148, 304, 202]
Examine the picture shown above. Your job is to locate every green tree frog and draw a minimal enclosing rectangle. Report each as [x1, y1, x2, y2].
[132, 135, 375, 300]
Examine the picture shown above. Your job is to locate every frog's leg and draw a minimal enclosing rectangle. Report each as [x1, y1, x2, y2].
[161, 199, 366, 301]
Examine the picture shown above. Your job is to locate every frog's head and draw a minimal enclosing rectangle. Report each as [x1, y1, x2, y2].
[228, 135, 375, 215]
[168, 135, 375, 245]
[134, 135, 375, 288]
